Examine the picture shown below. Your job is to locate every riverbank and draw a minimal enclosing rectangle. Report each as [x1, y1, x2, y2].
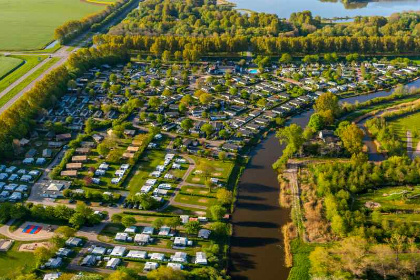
[230, 77, 420, 280]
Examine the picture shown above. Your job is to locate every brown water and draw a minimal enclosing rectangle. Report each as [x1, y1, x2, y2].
[229, 81, 420, 280]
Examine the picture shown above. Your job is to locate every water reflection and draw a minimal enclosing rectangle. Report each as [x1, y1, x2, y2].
[232, 0, 420, 18]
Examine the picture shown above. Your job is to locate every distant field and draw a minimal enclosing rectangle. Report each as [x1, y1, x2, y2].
[0, 0, 110, 50]
[0, 55, 46, 93]
[0, 57, 23, 79]
[0, 57, 60, 107]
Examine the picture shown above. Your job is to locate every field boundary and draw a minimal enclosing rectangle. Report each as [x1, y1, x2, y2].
[0, 59, 25, 81]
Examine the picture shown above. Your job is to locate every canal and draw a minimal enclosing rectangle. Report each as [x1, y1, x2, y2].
[229, 81, 420, 280]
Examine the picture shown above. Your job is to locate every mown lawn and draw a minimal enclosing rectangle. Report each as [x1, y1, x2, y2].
[180, 185, 214, 196]
[0, 55, 46, 93]
[357, 185, 420, 211]
[0, 56, 23, 79]
[186, 156, 234, 185]
[0, 0, 106, 50]
[126, 138, 170, 195]
[174, 193, 217, 207]
[0, 238, 37, 278]
[389, 111, 420, 148]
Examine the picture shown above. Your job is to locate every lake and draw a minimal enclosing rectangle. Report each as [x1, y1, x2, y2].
[232, 0, 420, 18]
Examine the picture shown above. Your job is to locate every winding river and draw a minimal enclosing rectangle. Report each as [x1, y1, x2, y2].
[229, 79, 420, 280]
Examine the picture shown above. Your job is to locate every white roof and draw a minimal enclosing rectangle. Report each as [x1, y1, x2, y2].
[110, 246, 127, 256]
[134, 233, 150, 243]
[145, 179, 157, 186]
[127, 250, 148, 259]
[171, 251, 188, 263]
[150, 253, 165, 261]
[195, 252, 207, 264]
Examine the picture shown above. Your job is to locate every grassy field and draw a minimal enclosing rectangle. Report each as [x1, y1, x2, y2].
[388, 111, 420, 148]
[0, 57, 60, 107]
[126, 138, 170, 195]
[0, 0, 107, 50]
[357, 186, 420, 211]
[174, 193, 217, 207]
[0, 55, 46, 93]
[186, 155, 234, 185]
[0, 238, 36, 278]
[0, 56, 23, 79]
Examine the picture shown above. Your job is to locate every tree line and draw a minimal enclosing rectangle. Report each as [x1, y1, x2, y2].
[94, 34, 420, 58]
[0, 202, 101, 228]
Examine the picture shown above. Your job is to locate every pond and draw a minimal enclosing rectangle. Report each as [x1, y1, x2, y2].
[232, 0, 420, 18]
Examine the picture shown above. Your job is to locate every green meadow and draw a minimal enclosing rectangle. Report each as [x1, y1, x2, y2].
[0, 55, 46, 93]
[0, 0, 107, 50]
[0, 56, 23, 79]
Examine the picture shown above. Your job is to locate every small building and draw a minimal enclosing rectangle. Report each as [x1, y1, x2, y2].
[198, 229, 211, 239]
[56, 247, 72, 257]
[114, 232, 129, 242]
[150, 253, 165, 261]
[142, 226, 154, 235]
[171, 252, 188, 263]
[124, 226, 137, 234]
[173, 237, 189, 247]
[158, 226, 171, 236]
[66, 237, 83, 247]
[81, 255, 97, 267]
[43, 273, 61, 280]
[134, 233, 150, 245]
[91, 246, 107, 255]
[110, 246, 127, 257]
[106, 258, 121, 270]
[0, 240, 13, 251]
[126, 250, 148, 260]
[45, 257, 63, 268]
[143, 262, 159, 272]
[195, 252, 208, 265]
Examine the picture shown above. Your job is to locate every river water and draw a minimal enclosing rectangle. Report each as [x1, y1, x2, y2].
[230, 80, 420, 280]
[232, 0, 420, 18]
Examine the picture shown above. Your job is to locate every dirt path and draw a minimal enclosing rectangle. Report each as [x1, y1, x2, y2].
[407, 130, 413, 159]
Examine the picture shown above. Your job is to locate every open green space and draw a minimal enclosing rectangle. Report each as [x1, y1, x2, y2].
[0, 0, 106, 50]
[0, 238, 36, 278]
[388, 111, 420, 148]
[126, 138, 170, 195]
[186, 155, 234, 185]
[180, 185, 215, 197]
[357, 185, 420, 212]
[0, 57, 60, 107]
[0, 55, 46, 93]
[0, 56, 23, 79]
[174, 193, 217, 207]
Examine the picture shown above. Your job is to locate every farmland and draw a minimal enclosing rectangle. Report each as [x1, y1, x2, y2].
[0, 0, 110, 50]
[0, 56, 23, 79]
